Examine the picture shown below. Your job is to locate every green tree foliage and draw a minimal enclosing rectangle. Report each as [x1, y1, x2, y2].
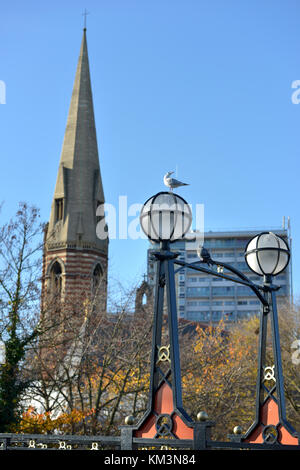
[0, 203, 44, 430]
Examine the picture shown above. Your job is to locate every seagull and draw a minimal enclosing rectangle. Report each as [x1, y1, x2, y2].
[163, 171, 189, 191]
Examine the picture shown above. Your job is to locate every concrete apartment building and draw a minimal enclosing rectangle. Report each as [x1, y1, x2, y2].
[147, 227, 292, 324]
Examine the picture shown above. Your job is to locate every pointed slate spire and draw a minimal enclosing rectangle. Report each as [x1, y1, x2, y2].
[47, 29, 106, 252]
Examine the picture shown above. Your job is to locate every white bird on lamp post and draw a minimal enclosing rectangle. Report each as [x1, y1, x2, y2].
[163, 171, 189, 191]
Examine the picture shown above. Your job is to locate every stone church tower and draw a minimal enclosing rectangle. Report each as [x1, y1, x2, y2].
[42, 28, 108, 319]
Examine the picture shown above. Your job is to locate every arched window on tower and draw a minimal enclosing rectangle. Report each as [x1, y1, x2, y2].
[92, 263, 103, 294]
[55, 198, 64, 222]
[50, 261, 62, 298]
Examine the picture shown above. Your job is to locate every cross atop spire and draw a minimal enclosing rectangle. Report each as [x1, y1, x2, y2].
[82, 8, 89, 30]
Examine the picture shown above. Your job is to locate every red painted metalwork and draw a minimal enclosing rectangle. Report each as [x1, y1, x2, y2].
[134, 382, 193, 439]
[245, 397, 298, 445]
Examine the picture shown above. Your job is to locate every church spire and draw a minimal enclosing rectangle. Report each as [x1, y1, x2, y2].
[47, 28, 106, 252]
[41, 28, 108, 365]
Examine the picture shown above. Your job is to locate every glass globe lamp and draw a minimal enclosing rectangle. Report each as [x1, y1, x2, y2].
[140, 192, 192, 243]
[244, 232, 290, 276]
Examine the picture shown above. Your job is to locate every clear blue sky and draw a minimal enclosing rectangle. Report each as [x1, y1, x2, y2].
[1, 0, 300, 301]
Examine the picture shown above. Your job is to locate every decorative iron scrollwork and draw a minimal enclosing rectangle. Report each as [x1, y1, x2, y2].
[155, 414, 173, 436]
[28, 440, 36, 448]
[58, 441, 72, 450]
[37, 443, 48, 449]
[264, 365, 276, 383]
[156, 345, 171, 365]
[262, 424, 278, 444]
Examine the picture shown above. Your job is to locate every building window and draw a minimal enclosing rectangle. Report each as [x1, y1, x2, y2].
[235, 262, 249, 272]
[224, 311, 234, 320]
[92, 264, 103, 292]
[55, 198, 64, 222]
[237, 286, 255, 295]
[187, 311, 210, 321]
[198, 277, 209, 282]
[212, 311, 221, 321]
[205, 238, 235, 248]
[212, 286, 234, 296]
[212, 252, 223, 258]
[186, 286, 210, 297]
[50, 261, 62, 297]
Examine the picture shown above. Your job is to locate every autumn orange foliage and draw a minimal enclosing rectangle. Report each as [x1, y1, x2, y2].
[15, 406, 96, 434]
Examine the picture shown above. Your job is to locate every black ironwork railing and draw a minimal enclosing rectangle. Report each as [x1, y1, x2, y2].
[0, 431, 300, 451]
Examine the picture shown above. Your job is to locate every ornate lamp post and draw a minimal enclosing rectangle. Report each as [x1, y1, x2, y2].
[120, 193, 299, 450]
[240, 232, 298, 445]
[121, 192, 216, 449]
[125, 192, 209, 447]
